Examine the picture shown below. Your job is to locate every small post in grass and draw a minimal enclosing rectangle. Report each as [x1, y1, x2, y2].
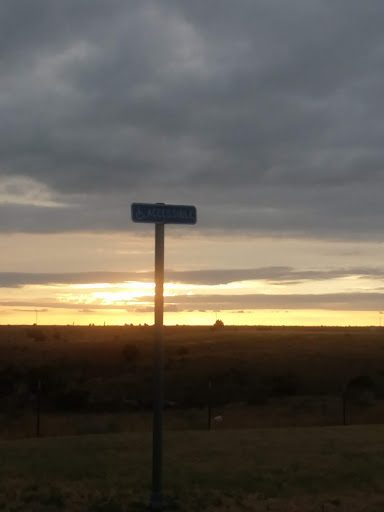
[208, 378, 213, 431]
[36, 378, 41, 437]
[342, 390, 347, 425]
[131, 202, 197, 511]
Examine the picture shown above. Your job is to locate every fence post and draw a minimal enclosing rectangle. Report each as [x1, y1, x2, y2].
[342, 391, 347, 425]
[36, 379, 41, 437]
[208, 379, 212, 430]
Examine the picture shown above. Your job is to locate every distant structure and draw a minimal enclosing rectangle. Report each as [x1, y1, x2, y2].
[212, 319, 224, 330]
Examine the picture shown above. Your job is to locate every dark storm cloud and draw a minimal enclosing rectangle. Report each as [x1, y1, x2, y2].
[2, 1, 384, 237]
[1, 266, 384, 287]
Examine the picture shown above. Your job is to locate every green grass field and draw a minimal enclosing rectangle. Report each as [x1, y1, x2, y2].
[1, 425, 384, 511]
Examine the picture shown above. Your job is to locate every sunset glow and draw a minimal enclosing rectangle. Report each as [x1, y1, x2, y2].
[2, 232, 384, 329]
[1, 2, 384, 330]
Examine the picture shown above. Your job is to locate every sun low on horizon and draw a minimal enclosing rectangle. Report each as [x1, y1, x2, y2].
[1, 2, 384, 332]
[1, 260, 384, 328]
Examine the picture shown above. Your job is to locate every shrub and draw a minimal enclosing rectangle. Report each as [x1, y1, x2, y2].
[25, 365, 65, 395]
[26, 327, 46, 342]
[0, 365, 19, 397]
[176, 346, 189, 356]
[270, 374, 297, 397]
[345, 375, 375, 405]
[122, 344, 139, 364]
[347, 375, 374, 389]
[209, 370, 247, 405]
[182, 383, 206, 408]
[53, 330, 62, 341]
[211, 319, 224, 330]
[228, 366, 248, 386]
[247, 382, 270, 405]
[55, 388, 89, 411]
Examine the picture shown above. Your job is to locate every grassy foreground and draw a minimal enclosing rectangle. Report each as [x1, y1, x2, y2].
[1, 426, 384, 510]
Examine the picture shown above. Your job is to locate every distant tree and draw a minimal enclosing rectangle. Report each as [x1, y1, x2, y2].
[212, 319, 224, 330]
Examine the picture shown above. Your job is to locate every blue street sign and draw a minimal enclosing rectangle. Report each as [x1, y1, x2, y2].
[131, 202, 197, 224]
[131, 204, 196, 508]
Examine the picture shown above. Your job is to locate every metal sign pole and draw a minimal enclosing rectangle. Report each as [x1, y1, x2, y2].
[150, 221, 165, 511]
[131, 202, 196, 510]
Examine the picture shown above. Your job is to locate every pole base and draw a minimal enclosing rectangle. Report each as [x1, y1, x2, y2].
[148, 492, 166, 511]
[147, 494, 179, 511]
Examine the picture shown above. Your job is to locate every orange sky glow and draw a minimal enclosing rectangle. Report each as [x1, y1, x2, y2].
[2, 232, 384, 327]
[2, 1, 384, 331]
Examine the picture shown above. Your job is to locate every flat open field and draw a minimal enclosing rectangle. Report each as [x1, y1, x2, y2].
[1, 326, 384, 510]
[1, 425, 384, 511]
[1, 325, 384, 437]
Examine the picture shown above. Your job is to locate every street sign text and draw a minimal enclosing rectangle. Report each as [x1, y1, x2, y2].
[131, 202, 197, 224]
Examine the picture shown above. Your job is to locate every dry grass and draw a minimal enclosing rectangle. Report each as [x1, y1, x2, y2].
[2, 325, 384, 441]
[0, 425, 384, 510]
[2, 324, 384, 380]
[3, 326, 384, 508]
[3, 394, 384, 440]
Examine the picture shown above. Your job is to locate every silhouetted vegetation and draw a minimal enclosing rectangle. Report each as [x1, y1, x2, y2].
[122, 343, 140, 364]
[26, 327, 46, 342]
[0, 325, 383, 436]
[211, 319, 224, 330]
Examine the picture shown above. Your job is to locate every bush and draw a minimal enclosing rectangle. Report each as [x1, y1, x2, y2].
[211, 319, 224, 330]
[53, 330, 62, 341]
[270, 374, 297, 397]
[55, 388, 89, 411]
[26, 328, 46, 342]
[345, 375, 375, 405]
[347, 375, 374, 389]
[122, 344, 139, 364]
[209, 370, 248, 405]
[176, 346, 189, 356]
[247, 382, 270, 405]
[0, 365, 19, 397]
[182, 383, 206, 408]
[25, 366, 65, 395]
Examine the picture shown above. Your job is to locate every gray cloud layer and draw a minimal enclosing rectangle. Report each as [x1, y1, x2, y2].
[139, 293, 384, 312]
[1, 1, 384, 238]
[1, 266, 384, 287]
[162, 292, 384, 312]
[2, 292, 384, 312]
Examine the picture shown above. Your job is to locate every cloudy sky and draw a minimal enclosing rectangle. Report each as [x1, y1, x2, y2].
[2, 0, 384, 326]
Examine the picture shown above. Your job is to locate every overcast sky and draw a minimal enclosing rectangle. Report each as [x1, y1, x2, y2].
[1, 1, 384, 325]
